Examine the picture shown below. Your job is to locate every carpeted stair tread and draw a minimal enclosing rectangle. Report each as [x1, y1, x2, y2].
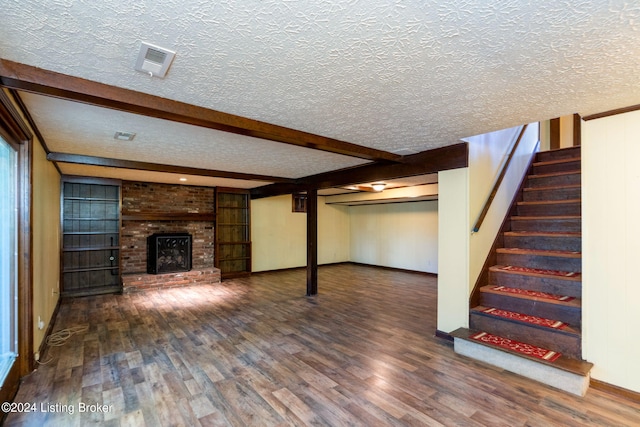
[511, 215, 581, 220]
[516, 199, 581, 206]
[504, 230, 581, 237]
[490, 265, 581, 281]
[479, 285, 581, 307]
[497, 247, 581, 258]
[523, 184, 581, 192]
[528, 170, 581, 179]
[471, 306, 581, 335]
[533, 157, 581, 168]
[451, 327, 593, 376]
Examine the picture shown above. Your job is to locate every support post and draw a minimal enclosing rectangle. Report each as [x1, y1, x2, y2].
[306, 188, 318, 295]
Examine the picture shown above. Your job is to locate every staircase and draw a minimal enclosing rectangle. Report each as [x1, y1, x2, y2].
[452, 146, 593, 396]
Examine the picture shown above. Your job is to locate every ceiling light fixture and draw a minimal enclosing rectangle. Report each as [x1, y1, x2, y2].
[179, 178, 188, 182]
[371, 183, 386, 192]
[114, 131, 136, 141]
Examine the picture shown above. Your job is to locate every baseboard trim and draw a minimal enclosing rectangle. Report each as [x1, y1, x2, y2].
[435, 330, 454, 342]
[253, 262, 438, 277]
[347, 262, 437, 277]
[590, 379, 640, 403]
[36, 297, 61, 365]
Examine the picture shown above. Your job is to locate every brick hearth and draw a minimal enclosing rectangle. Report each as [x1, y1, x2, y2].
[122, 268, 221, 293]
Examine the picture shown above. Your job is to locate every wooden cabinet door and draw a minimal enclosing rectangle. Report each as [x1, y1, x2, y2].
[61, 180, 121, 296]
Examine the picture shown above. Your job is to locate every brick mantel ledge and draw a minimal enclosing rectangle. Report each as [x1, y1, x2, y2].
[122, 268, 221, 293]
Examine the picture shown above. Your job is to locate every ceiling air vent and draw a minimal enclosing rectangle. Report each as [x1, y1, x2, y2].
[134, 42, 176, 78]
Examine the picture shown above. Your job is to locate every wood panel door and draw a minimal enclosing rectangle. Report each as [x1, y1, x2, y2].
[61, 179, 121, 296]
[215, 188, 251, 278]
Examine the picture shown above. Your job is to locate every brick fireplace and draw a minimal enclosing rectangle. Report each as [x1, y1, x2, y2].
[120, 182, 220, 292]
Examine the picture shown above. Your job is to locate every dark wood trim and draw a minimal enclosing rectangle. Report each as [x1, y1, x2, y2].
[435, 330, 454, 342]
[573, 114, 581, 147]
[0, 89, 35, 393]
[60, 175, 122, 185]
[0, 89, 32, 143]
[0, 59, 401, 162]
[19, 133, 34, 377]
[582, 103, 640, 121]
[252, 142, 468, 199]
[590, 379, 640, 403]
[550, 118, 560, 150]
[49, 152, 293, 183]
[306, 188, 318, 296]
[122, 213, 215, 221]
[472, 125, 528, 233]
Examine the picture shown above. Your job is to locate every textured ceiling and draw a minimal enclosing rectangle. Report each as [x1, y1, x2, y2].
[2, 0, 640, 187]
[19, 92, 368, 179]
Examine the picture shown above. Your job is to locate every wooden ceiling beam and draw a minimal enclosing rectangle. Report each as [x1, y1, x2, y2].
[0, 59, 402, 162]
[251, 142, 468, 199]
[48, 152, 294, 183]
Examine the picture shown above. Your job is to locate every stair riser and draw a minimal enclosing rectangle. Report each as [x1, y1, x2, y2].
[523, 187, 581, 202]
[536, 147, 581, 162]
[516, 203, 581, 217]
[470, 313, 582, 359]
[479, 293, 581, 326]
[489, 270, 582, 298]
[503, 234, 581, 252]
[511, 218, 581, 233]
[527, 173, 581, 188]
[497, 253, 582, 272]
[533, 159, 581, 175]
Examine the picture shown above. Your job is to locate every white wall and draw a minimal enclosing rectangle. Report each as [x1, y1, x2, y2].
[251, 195, 350, 272]
[582, 110, 640, 393]
[349, 201, 438, 273]
[467, 124, 540, 293]
[437, 168, 470, 332]
[437, 124, 539, 332]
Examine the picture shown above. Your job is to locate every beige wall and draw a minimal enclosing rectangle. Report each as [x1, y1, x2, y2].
[31, 135, 61, 357]
[582, 110, 640, 393]
[437, 167, 470, 332]
[252, 195, 437, 273]
[349, 201, 438, 273]
[437, 124, 540, 332]
[251, 195, 350, 272]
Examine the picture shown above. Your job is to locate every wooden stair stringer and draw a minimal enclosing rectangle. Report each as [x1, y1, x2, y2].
[458, 146, 590, 395]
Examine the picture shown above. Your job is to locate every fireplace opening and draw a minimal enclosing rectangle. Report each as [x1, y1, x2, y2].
[147, 233, 192, 274]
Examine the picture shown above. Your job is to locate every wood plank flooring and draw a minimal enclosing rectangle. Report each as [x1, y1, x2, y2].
[5, 264, 640, 426]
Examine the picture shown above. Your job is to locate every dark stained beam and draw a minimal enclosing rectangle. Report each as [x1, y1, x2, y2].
[252, 142, 468, 199]
[550, 117, 560, 150]
[0, 59, 402, 162]
[306, 188, 318, 296]
[47, 152, 294, 183]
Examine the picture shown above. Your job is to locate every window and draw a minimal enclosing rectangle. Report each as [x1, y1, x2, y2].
[0, 135, 17, 386]
[292, 192, 307, 213]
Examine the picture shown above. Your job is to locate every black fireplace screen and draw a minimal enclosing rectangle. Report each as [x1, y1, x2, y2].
[147, 233, 192, 274]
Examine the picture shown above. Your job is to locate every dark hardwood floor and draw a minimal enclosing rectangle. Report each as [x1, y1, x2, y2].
[5, 264, 639, 426]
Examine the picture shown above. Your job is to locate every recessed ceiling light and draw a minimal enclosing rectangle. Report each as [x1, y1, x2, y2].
[114, 131, 136, 141]
[179, 178, 188, 182]
[371, 183, 386, 192]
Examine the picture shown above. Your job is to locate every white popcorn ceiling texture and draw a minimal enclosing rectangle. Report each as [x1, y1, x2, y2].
[2, 1, 640, 182]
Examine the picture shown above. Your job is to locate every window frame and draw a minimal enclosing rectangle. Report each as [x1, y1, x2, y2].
[0, 89, 33, 408]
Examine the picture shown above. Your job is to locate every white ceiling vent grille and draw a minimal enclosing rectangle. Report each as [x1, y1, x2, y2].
[134, 42, 176, 78]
